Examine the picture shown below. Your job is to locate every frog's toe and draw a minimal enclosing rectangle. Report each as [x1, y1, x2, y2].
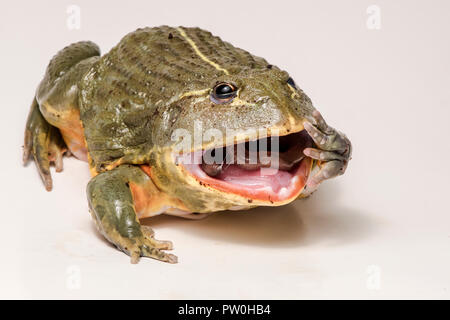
[303, 110, 351, 187]
[123, 230, 176, 264]
[141, 225, 155, 238]
[141, 244, 178, 264]
[28, 126, 68, 191]
[304, 155, 347, 188]
[128, 239, 178, 264]
[47, 128, 68, 173]
[304, 111, 348, 153]
[23, 130, 32, 165]
[24, 98, 69, 191]
[26, 130, 52, 191]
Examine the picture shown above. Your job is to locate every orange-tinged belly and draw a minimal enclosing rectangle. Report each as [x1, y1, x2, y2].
[130, 165, 189, 218]
[57, 109, 88, 162]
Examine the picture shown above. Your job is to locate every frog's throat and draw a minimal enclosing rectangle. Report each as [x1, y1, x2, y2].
[176, 129, 314, 204]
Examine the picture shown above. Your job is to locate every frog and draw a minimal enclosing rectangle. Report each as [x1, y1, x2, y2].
[23, 26, 352, 264]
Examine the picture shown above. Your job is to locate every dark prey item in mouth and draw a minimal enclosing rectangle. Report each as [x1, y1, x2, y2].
[201, 130, 314, 177]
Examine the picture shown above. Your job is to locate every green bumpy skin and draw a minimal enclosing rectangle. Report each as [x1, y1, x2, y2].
[23, 26, 352, 263]
[78, 26, 315, 173]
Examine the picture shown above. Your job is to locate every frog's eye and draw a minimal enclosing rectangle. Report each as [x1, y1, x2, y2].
[211, 83, 237, 104]
[287, 77, 297, 89]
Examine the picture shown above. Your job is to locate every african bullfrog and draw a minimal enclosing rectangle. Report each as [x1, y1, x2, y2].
[23, 26, 352, 263]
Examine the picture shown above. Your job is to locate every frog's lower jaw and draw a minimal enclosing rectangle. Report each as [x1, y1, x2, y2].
[182, 158, 311, 204]
[179, 130, 314, 205]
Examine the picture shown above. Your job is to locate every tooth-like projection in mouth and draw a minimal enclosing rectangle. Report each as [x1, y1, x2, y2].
[178, 130, 315, 203]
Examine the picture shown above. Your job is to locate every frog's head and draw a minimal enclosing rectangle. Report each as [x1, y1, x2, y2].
[81, 26, 349, 214]
[151, 63, 318, 213]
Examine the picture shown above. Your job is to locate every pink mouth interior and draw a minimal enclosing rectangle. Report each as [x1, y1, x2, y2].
[178, 131, 313, 202]
[216, 164, 298, 193]
[182, 158, 310, 201]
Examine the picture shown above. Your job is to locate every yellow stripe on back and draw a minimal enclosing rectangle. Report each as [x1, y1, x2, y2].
[176, 27, 229, 75]
[287, 83, 299, 99]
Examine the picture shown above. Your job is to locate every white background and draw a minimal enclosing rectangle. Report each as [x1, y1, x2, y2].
[1, 0, 449, 299]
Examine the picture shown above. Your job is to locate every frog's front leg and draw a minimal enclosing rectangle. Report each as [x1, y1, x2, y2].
[87, 165, 177, 264]
[303, 110, 352, 188]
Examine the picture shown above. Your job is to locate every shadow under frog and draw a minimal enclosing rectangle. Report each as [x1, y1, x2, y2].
[143, 183, 376, 248]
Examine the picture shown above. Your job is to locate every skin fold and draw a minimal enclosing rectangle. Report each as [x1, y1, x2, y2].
[23, 26, 352, 263]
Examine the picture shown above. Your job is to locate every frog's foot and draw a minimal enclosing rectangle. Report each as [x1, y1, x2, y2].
[97, 222, 176, 264]
[23, 98, 69, 191]
[303, 110, 352, 188]
[119, 231, 176, 265]
[108, 221, 176, 265]
[88, 165, 178, 264]
[130, 243, 176, 264]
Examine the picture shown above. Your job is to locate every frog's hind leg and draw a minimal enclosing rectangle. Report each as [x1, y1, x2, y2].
[24, 41, 101, 191]
[23, 98, 68, 191]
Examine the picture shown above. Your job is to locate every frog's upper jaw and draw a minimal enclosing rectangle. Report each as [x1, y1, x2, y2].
[178, 130, 315, 205]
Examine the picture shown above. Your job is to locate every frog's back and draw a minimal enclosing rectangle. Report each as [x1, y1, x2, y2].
[79, 26, 268, 173]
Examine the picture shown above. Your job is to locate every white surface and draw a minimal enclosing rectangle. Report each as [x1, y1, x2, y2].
[1, 0, 449, 299]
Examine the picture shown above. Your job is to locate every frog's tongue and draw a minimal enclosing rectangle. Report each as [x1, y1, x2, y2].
[215, 164, 303, 193]
[180, 131, 314, 203]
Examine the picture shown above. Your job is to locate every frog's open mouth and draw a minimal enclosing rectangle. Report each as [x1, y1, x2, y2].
[179, 130, 315, 203]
